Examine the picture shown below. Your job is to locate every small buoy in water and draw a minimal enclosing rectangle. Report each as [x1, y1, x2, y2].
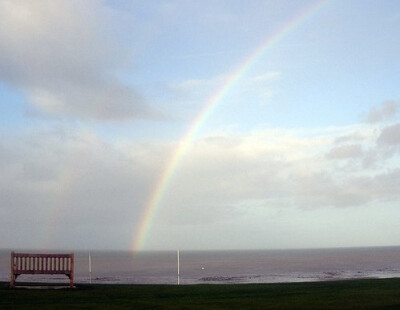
[201, 267, 205, 270]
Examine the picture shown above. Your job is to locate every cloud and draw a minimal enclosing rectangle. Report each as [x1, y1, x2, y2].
[371, 169, 400, 200]
[0, 0, 155, 121]
[252, 72, 281, 82]
[156, 125, 399, 228]
[169, 70, 281, 114]
[0, 128, 164, 249]
[326, 144, 363, 160]
[237, 72, 281, 105]
[364, 100, 399, 123]
[1, 120, 400, 249]
[377, 123, 400, 146]
[170, 76, 224, 101]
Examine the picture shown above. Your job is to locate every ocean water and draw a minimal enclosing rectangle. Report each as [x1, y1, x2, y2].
[2, 247, 400, 285]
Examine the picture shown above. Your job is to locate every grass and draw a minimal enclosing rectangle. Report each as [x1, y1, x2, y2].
[1, 278, 400, 309]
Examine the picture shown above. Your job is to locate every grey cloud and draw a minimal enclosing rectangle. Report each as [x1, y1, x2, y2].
[29, 79, 150, 120]
[0, 129, 162, 249]
[334, 133, 364, 144]
[372, 169, 400, 200]
[159, 202, 242, 226]
[365, 100, 399, 123]
[377, 123, 400, 146]
[0, 0, 155, 121]
[361, 149, 380, 169]
[326, 144, 363, 160]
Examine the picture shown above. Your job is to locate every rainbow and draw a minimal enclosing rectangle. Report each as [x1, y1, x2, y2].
[132, 0, 330, 251]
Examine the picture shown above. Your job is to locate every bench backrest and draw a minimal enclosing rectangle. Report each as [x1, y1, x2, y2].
[10, 252, 74, 287]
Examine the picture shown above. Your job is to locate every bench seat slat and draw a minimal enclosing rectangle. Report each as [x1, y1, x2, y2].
[14, 270, 72, 275]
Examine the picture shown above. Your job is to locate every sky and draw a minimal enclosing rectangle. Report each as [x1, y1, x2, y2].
[0, 0, 399, 251]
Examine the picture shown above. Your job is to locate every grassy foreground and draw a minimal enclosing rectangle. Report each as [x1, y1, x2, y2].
[1, 278, 400, 310]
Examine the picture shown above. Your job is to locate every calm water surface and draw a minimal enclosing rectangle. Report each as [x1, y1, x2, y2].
[1, 247, 400, 284]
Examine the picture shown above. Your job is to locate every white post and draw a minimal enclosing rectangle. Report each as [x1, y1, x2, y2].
[89, 250, 92, 284]
[177, 249, 180, 285]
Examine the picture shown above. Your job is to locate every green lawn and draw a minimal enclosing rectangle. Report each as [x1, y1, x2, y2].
[1, 278, 400, 310]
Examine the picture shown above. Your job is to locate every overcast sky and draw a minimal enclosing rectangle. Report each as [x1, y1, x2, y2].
[0, 0, 399, 251]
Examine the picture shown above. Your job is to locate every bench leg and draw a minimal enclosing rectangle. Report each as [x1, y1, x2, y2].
[69, 274, 74, 288]
[10, 273, 19, 288]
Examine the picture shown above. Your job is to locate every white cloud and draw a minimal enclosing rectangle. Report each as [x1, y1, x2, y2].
[0, 0, 155, 121]
[252, 72, 282, 82]
[169, 70, 281, 114]
[170, 76, 224, 102]
[228, 71, 281, 106]
[156, 124, 400, 229]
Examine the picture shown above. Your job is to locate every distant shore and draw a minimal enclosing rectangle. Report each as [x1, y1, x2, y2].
[2, 278, 400, 309]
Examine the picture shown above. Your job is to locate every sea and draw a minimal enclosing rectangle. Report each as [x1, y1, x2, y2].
[2, 247, 400, 285]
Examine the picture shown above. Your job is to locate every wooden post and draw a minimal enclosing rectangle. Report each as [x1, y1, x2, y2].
[10, 252, 15, 288]
[70, 253, 74, 288]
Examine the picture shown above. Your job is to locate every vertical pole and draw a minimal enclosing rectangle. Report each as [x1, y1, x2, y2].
[89, 250, 92, 284]
[70, 254, 74, 288]
[177, 249, 180, 285]
[10, 252, 15, 288]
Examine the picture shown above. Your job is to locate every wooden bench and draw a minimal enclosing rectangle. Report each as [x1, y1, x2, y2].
[10, 252, 74, 288]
